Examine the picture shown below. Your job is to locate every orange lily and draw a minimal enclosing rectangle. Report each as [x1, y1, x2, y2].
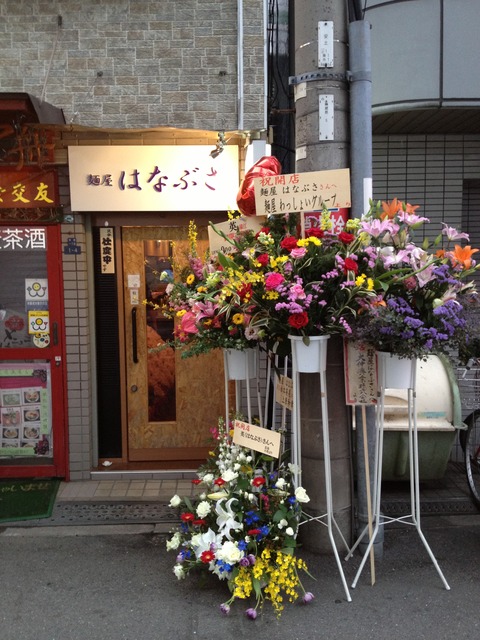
[380, 198, 400, 220]
[381, 198, 420, 220]
[448, 244, 479, 270]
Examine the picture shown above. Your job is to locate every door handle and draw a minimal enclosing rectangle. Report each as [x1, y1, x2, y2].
[52, 322, 58, 346]
[131, 308, 138, 363]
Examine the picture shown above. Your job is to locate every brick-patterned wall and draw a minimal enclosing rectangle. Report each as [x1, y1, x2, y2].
[0, 0, 265, 132]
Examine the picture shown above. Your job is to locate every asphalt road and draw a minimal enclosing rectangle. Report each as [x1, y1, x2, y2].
[1, 515, 479, 640]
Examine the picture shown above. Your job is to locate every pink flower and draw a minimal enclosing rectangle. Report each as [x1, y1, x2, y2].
[265, 272, 285, 290]
[180, 311, 198, 334]
[289, 283, 306, 299]
[290, 247, 307, 259]
[441, 223, 470, 242]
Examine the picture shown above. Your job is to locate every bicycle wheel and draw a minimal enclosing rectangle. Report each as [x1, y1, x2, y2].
[464, 411, 480, 509]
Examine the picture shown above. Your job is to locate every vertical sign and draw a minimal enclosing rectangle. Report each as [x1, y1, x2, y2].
[318, 21, 334, 67]
[319, 95, 334, 141]
[99, 227, 115, 274]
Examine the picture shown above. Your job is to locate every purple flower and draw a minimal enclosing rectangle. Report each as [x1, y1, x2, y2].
[302, 592, 315, 604]
[245, 608, 257, 620]
[220, 603, 231, 615]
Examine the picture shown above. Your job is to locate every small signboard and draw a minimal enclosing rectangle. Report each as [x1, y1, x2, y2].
[253, 168, 351, 216]
[99, 227, 115, 273]
[344, 340, 377, 405]
[232, 419, 281, 458]
[27, 311, 49, 335]
[208, 216, 265, 256]
[276, 375, 293, 411]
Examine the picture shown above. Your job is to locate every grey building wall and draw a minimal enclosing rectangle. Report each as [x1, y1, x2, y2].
[0, 0, 266, 132]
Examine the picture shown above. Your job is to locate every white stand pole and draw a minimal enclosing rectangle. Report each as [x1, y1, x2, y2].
[351, 357, 450, 590]
[291, 341, 352, 603]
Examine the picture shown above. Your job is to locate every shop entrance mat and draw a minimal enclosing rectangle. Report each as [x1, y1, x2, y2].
[0, 478, 60, 523]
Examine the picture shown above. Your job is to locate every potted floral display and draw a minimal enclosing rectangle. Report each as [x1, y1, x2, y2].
[166, 417, 314, 618]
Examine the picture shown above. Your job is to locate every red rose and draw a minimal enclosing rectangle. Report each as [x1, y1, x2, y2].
[247, 529, 262, 536]
[193, 519, 207, 527]
[305, 227, 324, 238]
[344, 257, 359, 274]
[214, 478, 226, 486]
[280, 236, 299, 251]
[252, 476, 266, 487]
[338, 231, 355, 244]
[257, 253, 269, 266]
[288, 312, 309, 329]
[191, 478, 202, 485]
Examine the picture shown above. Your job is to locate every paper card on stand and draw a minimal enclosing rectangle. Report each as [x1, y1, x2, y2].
[344, 340, 377, 405]
[233, 419, 281, 458]
[208, 216, 266, 256]
[276, 375, 293, 411]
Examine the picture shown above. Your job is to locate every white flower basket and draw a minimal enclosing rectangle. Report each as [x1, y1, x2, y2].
[289, 335, 329, 373]
[223, 348, 257, 380]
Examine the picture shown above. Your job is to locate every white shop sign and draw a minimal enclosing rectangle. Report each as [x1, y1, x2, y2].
[68, 145, 239, 212]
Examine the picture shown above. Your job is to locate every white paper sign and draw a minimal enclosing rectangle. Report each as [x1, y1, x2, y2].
[208, 216, 265, 255]
[233, 419, 281, 458]
[253, 168, 351, 216]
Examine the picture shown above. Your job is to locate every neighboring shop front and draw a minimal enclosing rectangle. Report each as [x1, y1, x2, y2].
[0, 95, 68, 479]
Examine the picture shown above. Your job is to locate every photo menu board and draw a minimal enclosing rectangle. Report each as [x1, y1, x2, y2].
[0, 363, 52, 457]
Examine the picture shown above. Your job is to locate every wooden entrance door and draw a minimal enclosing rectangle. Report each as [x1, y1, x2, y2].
[122, 226, 226, 464]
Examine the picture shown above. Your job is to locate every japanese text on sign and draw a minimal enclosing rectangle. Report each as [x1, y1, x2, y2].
[344, 340, 377, 405]
[0, 228, 46, 250]
[253, 168, 351, 216]
[68, 146, 239, 212]
[232, 419, 281, 458]
[208, 216, 265, 256]
[99, 227, 115, 274]
[276, 375, 293, 411]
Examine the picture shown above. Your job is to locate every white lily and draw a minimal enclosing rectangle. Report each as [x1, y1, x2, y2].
[215, 497, 243, 540]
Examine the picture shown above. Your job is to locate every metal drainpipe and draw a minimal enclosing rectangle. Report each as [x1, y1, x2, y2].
[348, 17, 384, 558]
[237, 0, 244, 131]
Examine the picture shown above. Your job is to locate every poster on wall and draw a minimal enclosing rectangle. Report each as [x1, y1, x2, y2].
[0, 364, 52, 457]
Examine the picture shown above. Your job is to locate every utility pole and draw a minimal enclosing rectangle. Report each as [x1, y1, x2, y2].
[291, 0, 352, 554]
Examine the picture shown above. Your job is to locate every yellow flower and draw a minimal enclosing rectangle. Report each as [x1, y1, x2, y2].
[197, 286, 207, 293]
[232, 313, 244, 325]
[176, 309, 187, 317]
[186, 273, 195, 285]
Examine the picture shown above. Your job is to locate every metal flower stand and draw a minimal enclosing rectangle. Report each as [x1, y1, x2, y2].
[223, 347, 262, 424]
[350, 352, 450, 591]
[290, 335, 352, 602]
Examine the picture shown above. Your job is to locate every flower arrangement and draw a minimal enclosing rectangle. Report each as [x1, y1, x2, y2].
[153, 221, 263, 358]
[348, 198, 480, 360]
[210, 210, 375, 352]
[166, 417, 314, 618]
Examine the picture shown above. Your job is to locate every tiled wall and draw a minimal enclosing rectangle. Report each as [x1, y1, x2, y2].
[0, 0, 265, 132]
[372, 134, 480, 230]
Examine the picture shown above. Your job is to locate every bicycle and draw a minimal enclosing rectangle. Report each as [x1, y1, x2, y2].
[457, 359, 480, 509]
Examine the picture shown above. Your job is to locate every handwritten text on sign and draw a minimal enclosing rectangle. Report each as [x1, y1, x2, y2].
[233, 419, 281, 458]
[208, 216, 265, 256]
[253, 168, 351, 216]
[344, 340, 377, 405]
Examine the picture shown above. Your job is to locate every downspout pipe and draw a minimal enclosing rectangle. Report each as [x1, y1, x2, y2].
[237, 0, 244, 131]
[348, 18, 384, 558]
